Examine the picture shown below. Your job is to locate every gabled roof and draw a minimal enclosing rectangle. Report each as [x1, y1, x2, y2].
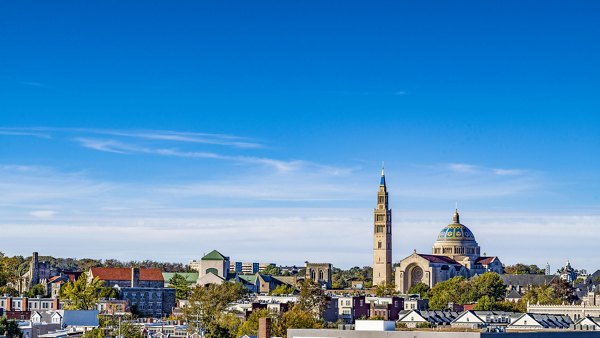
[575, 316, 600, 328]
[506, 289, 522, 299]
[451, 310, 485, 324]
[397, 310, 428, 322]
[417, 254, 460, 265]
[501, 274, 556, 286]
[163, 272, 199, 284]
[90, 268, 164, 282]
[202, 250, 228, 261]
[475, 256, 497, 265]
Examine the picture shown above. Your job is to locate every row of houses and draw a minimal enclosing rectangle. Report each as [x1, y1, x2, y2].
[396, 309, 587, 331]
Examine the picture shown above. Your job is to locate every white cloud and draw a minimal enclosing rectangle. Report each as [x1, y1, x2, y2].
[29, 210, 57, 219]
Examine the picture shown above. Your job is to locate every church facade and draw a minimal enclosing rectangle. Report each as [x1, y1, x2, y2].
[394, 209, 503, 293]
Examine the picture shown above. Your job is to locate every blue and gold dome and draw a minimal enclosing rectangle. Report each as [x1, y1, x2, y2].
[436, 210, 477, 242]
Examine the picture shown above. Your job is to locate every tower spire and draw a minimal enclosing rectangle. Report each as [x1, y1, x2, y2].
[380, 161, 386, 186]
[453, 208, 460, 224]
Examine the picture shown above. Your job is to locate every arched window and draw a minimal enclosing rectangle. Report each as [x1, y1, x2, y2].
[378, 241, 382, 249]
[319, 270, 324, 280]
[310, 269, 316, 280]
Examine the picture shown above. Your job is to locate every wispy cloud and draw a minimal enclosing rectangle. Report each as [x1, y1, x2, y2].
[0, 130, 52, 138]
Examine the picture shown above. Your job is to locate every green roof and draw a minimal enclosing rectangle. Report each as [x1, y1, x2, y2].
[202, 250, 228, 261]
[162, 272, 199, 285]
[237, 274, 257, 284]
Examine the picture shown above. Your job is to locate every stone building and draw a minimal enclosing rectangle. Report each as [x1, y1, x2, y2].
[18, 252, 56, 292]
[305, 262, 332, 289]
[372, 167, 392, 286]
[395, 209, 503, 293]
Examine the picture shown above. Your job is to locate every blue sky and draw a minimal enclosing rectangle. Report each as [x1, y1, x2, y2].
[1, 1, 599, 272]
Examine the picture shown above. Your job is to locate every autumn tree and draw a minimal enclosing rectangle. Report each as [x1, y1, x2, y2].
[374, 282, 396, 297]
[183, 282, 247, 336]
[296, 280, 329, 318]
[61, 272, 105, 310]
[270, 284, 296, 295]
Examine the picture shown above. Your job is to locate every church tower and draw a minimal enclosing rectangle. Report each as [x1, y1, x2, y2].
[373, 165, 392, 285]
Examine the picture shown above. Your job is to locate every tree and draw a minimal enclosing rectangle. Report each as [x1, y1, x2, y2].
[551, 278, 577, 303]
[98, 287, 119, 299]
[0, 285, 19, 297]
[237, 308, 271, 337]
[27, 284, 48, 297]
[169, 273, 190, 300]
[374, 282, 396, 297]
[296, 280, 329, 318]
[504, 264, 545, 275]
[183, 282, 247, 335]
[471, 273, 506, 301]
[522, 284, 558, 305]
[407, 282, 432, 299]
[262, 264, 281, 276]
[428, 276, 470, 309]
[0, 317, 22, 338]
[61, 272, 104, 310]
[270, 284, 296, 295]
[0, 253, 24, 287]
[82, 328, 104, 338]
[117, 321, 144, 338]
[473, 295, 496, 310]
[275, 305, 320, 336]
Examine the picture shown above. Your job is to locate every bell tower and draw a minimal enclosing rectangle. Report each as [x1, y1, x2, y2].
[373, 164, 392, 286]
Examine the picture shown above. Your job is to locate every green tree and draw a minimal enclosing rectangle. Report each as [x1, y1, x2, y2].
[522, 284, 558, 305]
[261, 264, 281, 276]
[504, 264, 545, 275]
[27, 284, 48, 297]
[270, 284, 296, 295]
[61, 272, 104, 310]
[407, 282, 432, 299]
[473, 295, 496, 310]
[117, 321, 144, 338]
[0, 285, 19, 297]
[296, 280, 329, 318]
[169, 273, 190, 300]
[471, 273, 506, 300]
[275, 305, 320, 336]
[0, 253, 24, 287]
[237, 308, 271, 337]
[0, 317, 22, 338]
[428, 276, 469, 309]
[183, 282, 247, 335]
[98, 287, 119, 299]
[82, 328, 104, 338]
[374, 282, 396, 297]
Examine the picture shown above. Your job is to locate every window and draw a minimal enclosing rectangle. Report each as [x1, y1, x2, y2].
[378, 241, 382, 249]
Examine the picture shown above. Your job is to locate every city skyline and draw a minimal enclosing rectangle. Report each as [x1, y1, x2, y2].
[1, 2, 599, 272]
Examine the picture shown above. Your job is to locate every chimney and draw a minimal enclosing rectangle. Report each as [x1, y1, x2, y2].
[22, 297, 28, 311]
[53, 298, 60, 310]
[258, 317, 271, 338]
[6, 297, 12, 311]
[131, 268, 140, 287]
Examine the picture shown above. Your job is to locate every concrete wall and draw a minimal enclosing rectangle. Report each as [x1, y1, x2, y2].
[288, 329, 600, 338]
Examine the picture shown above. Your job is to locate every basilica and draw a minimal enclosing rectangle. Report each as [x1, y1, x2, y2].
[371, 167, 503, 292]
[394, 209, 503, 293]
